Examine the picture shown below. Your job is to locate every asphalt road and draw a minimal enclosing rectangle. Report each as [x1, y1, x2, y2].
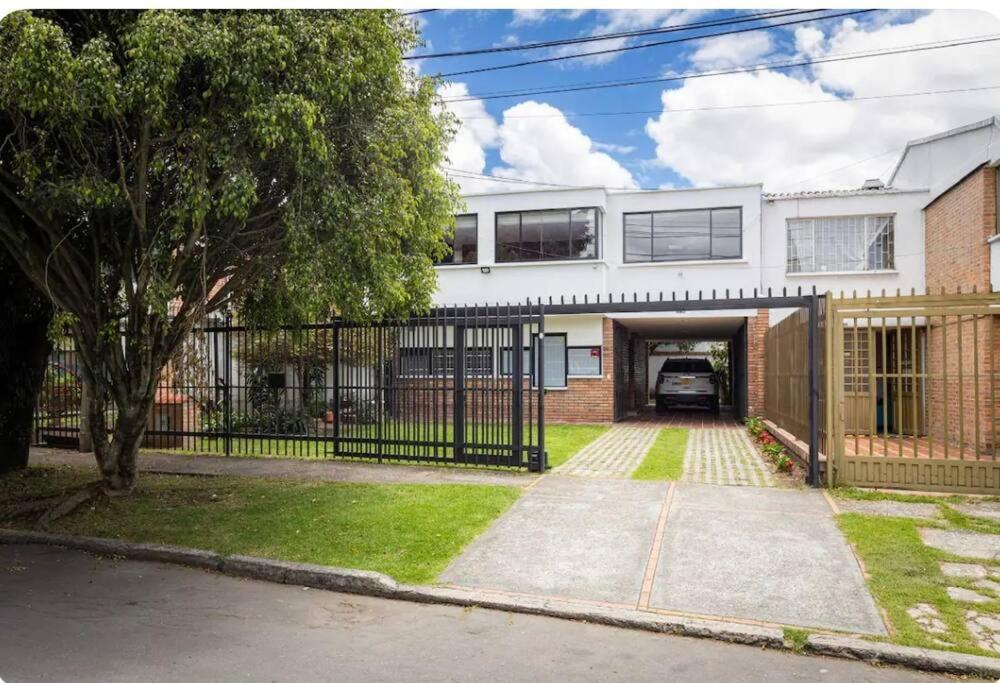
[0, 544, 948, 682]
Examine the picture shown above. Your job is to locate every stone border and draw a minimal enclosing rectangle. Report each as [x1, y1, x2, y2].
[2, 529, 998, 679]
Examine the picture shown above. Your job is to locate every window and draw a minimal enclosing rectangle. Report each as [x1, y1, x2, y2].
[399, 347, 492, 377]
[495, 208, 599, 262]
[786, 215, 894, 273]
[499, 347, 531, 377]
[568, 346, 601, 376]
[438, 214, 478, 265]
[532, 333, 567, 388]
[624, 207, 741, 262]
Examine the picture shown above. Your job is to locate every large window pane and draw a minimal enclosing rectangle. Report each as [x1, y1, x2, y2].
[624, 213, 652, 263]
[786, 215, 894, 273]
[539, 210, 570, 259]
[710, 208, 741, 258]
[654, 209, 710, 261]
[439, 214, 478, 265]
[495, 208, 599, 263]
[496, 213, 521, 262]
[626, 207, 741, 262]
[569, 209, 598, 259]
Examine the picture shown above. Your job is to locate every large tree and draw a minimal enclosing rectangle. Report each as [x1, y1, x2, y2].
[0, 10, 457, 493]
[0, 247, 52, 472]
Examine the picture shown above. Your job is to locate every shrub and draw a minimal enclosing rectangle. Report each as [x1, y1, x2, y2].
[762, 442, 784, 457]
[745, 416, 764, 438]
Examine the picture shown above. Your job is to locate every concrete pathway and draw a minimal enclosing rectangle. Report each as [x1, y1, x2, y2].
[439, 476, 886, 635]
[0, 545, 942, 683]
[682, 428, 774, 487]
[554, 424, 659, 478]
[29, 447, 537, 488]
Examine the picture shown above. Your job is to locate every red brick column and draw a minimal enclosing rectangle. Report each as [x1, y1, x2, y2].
[746, 309, 769, 417]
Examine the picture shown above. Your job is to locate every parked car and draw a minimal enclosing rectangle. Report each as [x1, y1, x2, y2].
[654, 358, 719, 414]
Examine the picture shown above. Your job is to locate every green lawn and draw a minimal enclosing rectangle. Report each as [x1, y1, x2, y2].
[632, 428, 689, 481]
[0, 466, 519, 584]
[544, 424, 610, 468]
[835, 492, 1000, 658]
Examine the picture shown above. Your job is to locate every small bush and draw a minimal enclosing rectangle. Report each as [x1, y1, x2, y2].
[745, 415, 764, 438]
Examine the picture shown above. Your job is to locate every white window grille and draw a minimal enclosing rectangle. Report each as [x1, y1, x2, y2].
[786, 215, 894, 273]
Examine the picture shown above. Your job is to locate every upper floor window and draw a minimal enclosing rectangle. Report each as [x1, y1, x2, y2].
[786, 215, 894, 274]
[495, 208, 599, 263]
[624, 207, 741, 263]
[438, 214, 478, 265]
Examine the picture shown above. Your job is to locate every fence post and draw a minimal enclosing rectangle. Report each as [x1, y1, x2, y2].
[453, 317, 466, 463]
[532, 304, 546, 472]
[807, 294, 820, 487]
[510, 320, 523, 467]
[332, 320, 340, 456]
[223, 311, 232, 457]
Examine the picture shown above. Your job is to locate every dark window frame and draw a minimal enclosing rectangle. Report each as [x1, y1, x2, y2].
[494, 207, 602, 264]
[622, 206, 743, 263]
[567, 345, 602, 377]
[437, 213, 479, 266]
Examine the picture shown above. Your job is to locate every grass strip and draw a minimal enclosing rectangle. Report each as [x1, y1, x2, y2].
[632, 428, 689, 481]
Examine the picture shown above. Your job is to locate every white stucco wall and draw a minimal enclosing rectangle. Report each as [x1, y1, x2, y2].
[432, 184, 763, 306]
[761, 189, 930, 300]
[890, 118, 1000, 200]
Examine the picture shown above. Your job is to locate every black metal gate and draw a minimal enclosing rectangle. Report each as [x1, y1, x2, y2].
[34, 304, 546, 470]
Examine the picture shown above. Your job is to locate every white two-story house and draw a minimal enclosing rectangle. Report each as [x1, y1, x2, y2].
[430, 117, 1000, 424]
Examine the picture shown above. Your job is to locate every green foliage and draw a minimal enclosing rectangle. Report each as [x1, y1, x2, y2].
[782, 628, 809, 652]
[707, 342, 730, 403]
[744, 415, 764, 438]
[632, 428, 689, 481]
[0, 10, 459, 479]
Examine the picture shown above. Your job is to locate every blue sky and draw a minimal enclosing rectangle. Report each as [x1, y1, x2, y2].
[408, 9, 1000, 193]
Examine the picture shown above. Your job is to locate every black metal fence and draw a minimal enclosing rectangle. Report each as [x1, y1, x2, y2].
[34, 304, 547, 470]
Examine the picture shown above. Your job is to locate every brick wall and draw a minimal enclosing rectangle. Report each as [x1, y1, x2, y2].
[746, 308, 769, 416]
[544, 317, 615, 423]
[393, 317, 616, 425]
[924, 165, 999, 455]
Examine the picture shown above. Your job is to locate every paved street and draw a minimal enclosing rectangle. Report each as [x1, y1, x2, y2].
[0, 545, 944, 682]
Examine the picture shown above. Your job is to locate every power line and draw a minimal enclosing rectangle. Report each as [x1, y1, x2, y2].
[454, 84, 1000, 121]
[402, 9, 437, 17]
[434, 9, 874, 78]
[407, 9, 814, 60]
[442, 34, 1000, 102]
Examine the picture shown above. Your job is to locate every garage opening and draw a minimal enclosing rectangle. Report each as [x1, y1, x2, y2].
[609, 312, 753, 426]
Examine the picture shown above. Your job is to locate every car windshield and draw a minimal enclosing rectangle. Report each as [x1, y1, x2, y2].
[659, 358, 713, 374]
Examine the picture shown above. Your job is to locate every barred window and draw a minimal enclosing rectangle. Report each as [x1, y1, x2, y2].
[787, 215, 894, 274]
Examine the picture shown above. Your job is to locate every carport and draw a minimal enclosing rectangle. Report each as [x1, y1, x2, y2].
[606, 311, 750, 422]
[537, 289, 823, 486]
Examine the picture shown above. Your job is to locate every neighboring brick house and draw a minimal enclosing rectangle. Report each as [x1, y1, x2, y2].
[428, 116, 999, 425]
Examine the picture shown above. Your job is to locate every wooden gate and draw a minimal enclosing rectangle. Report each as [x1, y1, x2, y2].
[826, 291, 1000, 493]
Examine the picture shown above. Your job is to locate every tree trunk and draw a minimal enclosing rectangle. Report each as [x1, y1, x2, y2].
[86, 376, 159, 494]
[0, 248, 52, 473]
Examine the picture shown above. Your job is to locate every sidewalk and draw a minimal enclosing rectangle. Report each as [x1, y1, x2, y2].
[29, 447, 538, 488]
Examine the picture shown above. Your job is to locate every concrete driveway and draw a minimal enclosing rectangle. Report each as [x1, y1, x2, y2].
[439, 476, 886, 635]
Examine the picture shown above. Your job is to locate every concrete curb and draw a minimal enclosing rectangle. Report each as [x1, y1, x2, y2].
[2, 529, 998, 678]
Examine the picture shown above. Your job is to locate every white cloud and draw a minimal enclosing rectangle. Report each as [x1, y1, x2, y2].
[644, 10, 1000, 190]
[593, 141, 637, 155]
[437, 83, 500, 192]
[689, 32, 774, 69]
[492, 102, 637, 189]
[437, 85, 637, 192]
[509, 9, 588, 27]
